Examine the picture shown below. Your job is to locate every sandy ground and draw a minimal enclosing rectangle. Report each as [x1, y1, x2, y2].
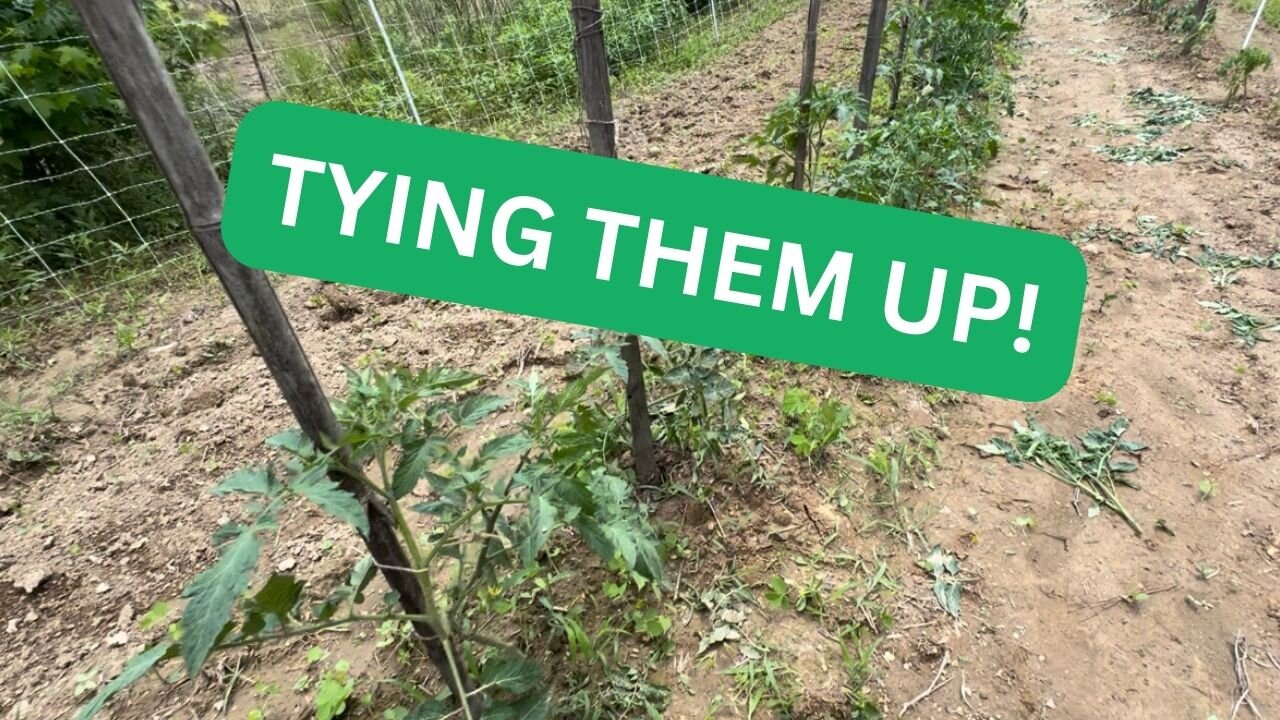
[2, 0, 1280, 718]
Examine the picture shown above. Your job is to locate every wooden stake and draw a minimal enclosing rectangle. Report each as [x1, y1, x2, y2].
[620, 332, 659, 483]
[570, 0, 660, 484]
[67, 1, 482, 715]
[792, 0, 822, 190]
[888, 5, 910, 117]
[570, 0, 617, 157]
[229, 0, 271, 100]
[855, 0, 889, 133]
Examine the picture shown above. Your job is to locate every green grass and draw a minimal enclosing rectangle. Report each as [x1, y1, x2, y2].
[0, 250, 215, 373]
[1235, 0, 1280, 29]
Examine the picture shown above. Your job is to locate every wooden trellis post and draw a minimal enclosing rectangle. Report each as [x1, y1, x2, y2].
[793, 0, 822, 190]
[570, 0, 660, 485]
[855, 0, 889, 133]
[228, 0, 271, 100]
[889, 3, 911, 116]
[67, 1, 484, 716]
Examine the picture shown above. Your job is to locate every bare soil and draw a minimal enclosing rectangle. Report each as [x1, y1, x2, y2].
[3, 0, 1280, 718]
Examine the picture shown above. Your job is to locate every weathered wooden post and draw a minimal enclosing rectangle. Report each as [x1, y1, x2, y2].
[888, 3, 911, 117]
[792, 0, 822, 190]
[67, 0, 483, 715]
[570, 0, 660, 485]
[855, 0, 889, 133]
[570, 0, 616, 156]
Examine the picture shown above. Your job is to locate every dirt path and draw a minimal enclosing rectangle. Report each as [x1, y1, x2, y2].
[869, 1, 1280, 717]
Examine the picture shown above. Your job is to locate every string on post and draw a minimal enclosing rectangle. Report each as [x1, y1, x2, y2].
[366, 0, 422, 125]
[1243, 0, 1267, 49]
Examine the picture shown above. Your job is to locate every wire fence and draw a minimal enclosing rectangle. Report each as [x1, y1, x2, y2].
[0, 0, 787, 331]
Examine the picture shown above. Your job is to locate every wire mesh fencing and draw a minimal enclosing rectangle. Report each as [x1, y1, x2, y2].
[0, 0, 789, 337]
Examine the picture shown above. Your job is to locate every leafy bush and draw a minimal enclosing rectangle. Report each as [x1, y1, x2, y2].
[0, 0, 228, 305]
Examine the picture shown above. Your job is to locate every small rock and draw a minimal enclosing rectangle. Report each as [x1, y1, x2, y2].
[277, 557, 297, 572]
[318, 284, 362, 320]
[106, 630, 129, 647]
[95, 582, 111, 594]
[0, 497, 16, 515]
[120, 372, 139, 388]
[6, 619, 17, 633]
[13, 567, 51, 594]
[177, 388, 224, 415]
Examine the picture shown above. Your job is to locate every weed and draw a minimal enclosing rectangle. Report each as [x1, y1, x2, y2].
[1199, 301, 1280, 346]
[763, 575, 791, 610]
[1123, 588, 1150, 606]
[314, 660, 354, 720]
[114, 322, 139, 357]
[780, 388, 852, 459]
[72, 670, 101, 698]
[919, 545, 962, 617]
[1196, 562, 1220, 580]
[837, 626, 884, 718]
[854, 431, 939, 548]
[978, 417, 1147, 533]
[725, 645, 798, 719]
[0, 400, 59, 470]
[1095, 390, 1118, 407]
[1218, 48, 1272, 103]
[1197, 477, 1219, 500]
